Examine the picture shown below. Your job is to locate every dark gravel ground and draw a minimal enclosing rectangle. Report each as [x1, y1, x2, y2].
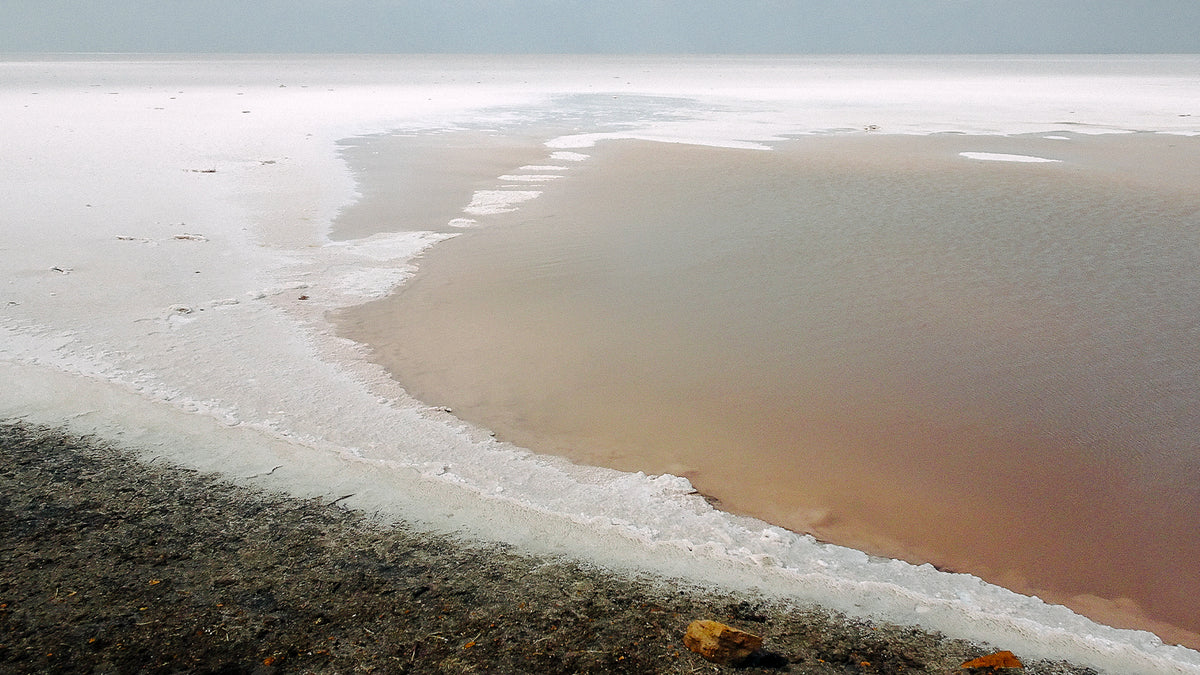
[0, 421, 1097, 674]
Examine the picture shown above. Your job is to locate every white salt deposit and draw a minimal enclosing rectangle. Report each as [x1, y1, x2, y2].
[463, 190, 544, 215]
[550, 151, 591, 161]
[548, 131, 775, 151]
[959, 151, 1063, 163]
[3, 55, 1200, 674]
[495, 174, 564, 182]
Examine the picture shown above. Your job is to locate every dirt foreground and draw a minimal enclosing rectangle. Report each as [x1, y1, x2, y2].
[0, 422, 1095, 674]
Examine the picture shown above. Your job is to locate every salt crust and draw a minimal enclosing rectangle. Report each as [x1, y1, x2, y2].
[2, 55, 1200, 674]
[959, 151, 1062, 163]
[463, 190, 543, 215]
[496, 174, 565, 182]
[550, 151, 591, 161]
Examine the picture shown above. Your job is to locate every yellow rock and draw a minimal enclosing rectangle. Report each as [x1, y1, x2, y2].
[961, 650, 1024, 670]
[683, 619, 763, 665]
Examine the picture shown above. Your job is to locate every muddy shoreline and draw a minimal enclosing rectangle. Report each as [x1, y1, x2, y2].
[0, 421, 1097, 674]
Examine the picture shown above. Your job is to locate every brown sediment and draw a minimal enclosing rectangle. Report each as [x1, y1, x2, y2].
[0, 422, 1099, 674]
[333, 132, 1200, 649]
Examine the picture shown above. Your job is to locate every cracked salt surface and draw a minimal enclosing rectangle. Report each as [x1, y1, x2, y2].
[3, 55, 1200, 674]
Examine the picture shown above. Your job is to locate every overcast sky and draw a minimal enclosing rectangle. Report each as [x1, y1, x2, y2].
[3, 0, 1198, 54]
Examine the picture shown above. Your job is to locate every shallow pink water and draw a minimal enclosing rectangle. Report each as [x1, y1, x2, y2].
[338, 134, 1200, 647]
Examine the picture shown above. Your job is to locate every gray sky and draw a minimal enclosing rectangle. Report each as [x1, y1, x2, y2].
[2, 0, 1198, 54]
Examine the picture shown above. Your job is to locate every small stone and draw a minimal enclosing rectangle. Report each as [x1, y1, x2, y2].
[961, 650, 1024, 670]
[683, 619, 763, 665]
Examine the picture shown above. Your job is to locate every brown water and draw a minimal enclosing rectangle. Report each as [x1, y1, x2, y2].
[336, 133, 1200, 647]
[331, 130, 551, 239]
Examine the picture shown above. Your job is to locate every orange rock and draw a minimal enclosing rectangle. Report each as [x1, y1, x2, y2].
[961, 650, 1024, 670]
[683, 619, 763, 665]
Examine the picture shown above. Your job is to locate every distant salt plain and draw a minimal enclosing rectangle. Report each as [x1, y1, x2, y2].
[2, 55, 1200, 674]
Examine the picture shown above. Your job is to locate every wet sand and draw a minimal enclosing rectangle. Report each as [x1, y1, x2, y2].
[335, 132, 1200, 649]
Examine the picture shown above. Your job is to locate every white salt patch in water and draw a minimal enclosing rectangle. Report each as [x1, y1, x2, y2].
[959, 151, 1063, 163]
[462, 190, 543, 215]
[1045, 135, 1072, 140]
[447, 218, 479, 228]
[549, 131, 772, 151]
[323, 231, 453, 263]
[3, 55, 1200, 674]
[520, 165, 570, 171]
[496, 174, 564, 182]
[549, 151, 590, 161]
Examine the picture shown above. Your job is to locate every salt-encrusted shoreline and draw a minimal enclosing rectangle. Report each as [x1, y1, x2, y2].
[0, 421, 1097, 674]
[4, 55, 1200, 674]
